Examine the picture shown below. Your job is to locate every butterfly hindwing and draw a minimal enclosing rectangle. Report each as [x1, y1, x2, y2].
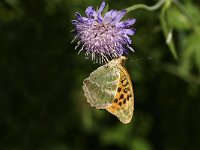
[83, 63, 120, 109]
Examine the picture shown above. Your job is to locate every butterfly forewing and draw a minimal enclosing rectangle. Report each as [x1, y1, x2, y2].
[106, 64, 134, 124]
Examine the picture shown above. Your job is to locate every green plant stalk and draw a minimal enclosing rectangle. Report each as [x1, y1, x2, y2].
[160, 0, 178, 60]
[126, 0, 179, 60]
[126, 0, 167, 12]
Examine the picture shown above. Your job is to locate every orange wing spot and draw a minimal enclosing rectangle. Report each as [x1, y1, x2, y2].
[107, 102, 120, 113]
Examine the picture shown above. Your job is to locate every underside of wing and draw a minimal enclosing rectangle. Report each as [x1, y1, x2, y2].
[83, 64, 120, 109]
[106, 66, 134, 124]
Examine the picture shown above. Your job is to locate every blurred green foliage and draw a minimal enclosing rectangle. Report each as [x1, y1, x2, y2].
[0, 0, 200, 150]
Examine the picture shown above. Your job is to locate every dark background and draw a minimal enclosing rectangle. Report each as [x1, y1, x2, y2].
[0, 0, 200, 149]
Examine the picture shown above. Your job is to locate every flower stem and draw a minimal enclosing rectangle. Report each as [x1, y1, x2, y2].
[126, 0, 167, 13]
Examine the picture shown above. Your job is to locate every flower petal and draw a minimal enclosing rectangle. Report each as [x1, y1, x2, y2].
[97, 1, 106, 14]
[125, 19, 136, 26]
[116, 19, 136, 28]
[111, 10, 118, 19]
[97, 15, 103, 23]
[124, 29, 136, 35]
[85, 6, 95, 18]
[114, 10, 126, 22]
[122, 35, 132, 44]
[74, 12, 88, 22]
[104, 10, 114, 22]
[75, 12, 82, 19]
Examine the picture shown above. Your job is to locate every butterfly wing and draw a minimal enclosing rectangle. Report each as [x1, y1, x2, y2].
[83, 63, 120, 109]
[106, 65, 134, 124]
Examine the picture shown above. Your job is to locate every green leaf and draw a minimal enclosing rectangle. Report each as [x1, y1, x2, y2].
[166, 5, 191, 31]
[183, 26, 200, 73]
[160, 0, 178, 60]
[185, 1, 200, 25]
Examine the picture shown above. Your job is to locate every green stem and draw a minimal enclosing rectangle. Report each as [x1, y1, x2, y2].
[126, 0, 167, 13]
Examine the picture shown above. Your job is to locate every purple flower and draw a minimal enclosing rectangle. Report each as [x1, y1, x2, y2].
[71, 1, 136, 63]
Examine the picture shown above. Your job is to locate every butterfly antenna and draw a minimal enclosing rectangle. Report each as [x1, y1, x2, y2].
[130, 57, 152, 62]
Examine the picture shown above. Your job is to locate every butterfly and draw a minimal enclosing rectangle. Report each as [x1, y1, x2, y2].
[83, 56, 134, 124]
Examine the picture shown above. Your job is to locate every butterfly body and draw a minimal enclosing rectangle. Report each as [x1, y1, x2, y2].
[83, 56, 134, 124]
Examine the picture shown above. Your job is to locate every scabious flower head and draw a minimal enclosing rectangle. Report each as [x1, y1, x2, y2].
[71, 1, 136, 63]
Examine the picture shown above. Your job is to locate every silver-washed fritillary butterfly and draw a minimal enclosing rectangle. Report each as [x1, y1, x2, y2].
[83, 56, 134, 124]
